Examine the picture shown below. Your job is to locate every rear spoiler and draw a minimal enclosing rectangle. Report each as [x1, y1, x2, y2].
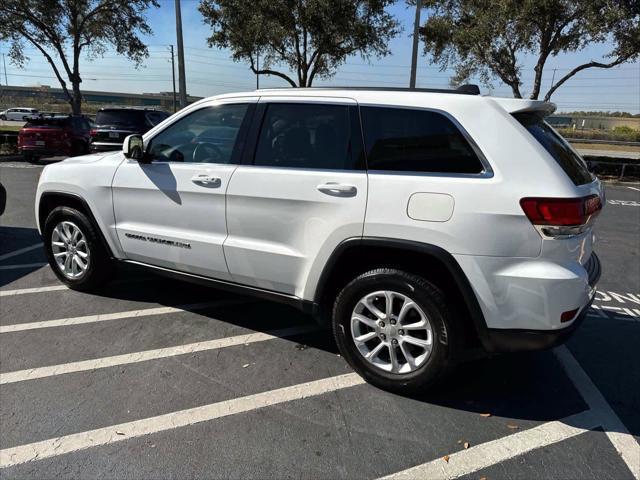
[490, 98, 556, 116]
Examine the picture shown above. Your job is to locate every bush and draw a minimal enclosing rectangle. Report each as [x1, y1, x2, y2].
[557, 127, 640, 143]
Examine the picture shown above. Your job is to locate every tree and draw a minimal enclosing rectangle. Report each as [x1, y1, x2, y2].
[0, 0, 159, 114]
[199, 0, 400, 87]
[419, 0, 640, 100]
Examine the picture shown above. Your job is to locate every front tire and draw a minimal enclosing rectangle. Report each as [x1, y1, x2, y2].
[43, 206, 112, 291]
[332, 268, 457, 393]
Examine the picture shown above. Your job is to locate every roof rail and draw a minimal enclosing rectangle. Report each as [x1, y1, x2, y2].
[256, 84, 481, 95]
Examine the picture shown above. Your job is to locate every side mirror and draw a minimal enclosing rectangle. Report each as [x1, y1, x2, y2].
[123, 134, 146, 162]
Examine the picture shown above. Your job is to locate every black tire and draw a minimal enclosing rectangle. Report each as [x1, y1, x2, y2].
[332, 268, 458, 393]
[0, 115, 6, 121]
[70, 141, 86, 157]
[23, 152, 39, 164]
[43, 206, 113, 291]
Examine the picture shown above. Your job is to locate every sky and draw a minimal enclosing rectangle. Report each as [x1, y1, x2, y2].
[1, 0, 639, 113]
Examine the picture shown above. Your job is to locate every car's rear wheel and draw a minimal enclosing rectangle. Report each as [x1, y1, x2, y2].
[332, 268, 457, 393]
[23, 152, 39, 164]
[43, 206, 112, 291]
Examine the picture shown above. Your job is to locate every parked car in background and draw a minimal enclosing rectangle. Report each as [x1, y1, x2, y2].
[90, 107, 170, 152]
[0, 107, 39, 121]
[18, 115, 93, 163]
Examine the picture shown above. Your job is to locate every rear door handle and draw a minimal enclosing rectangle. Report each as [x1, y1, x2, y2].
[191, 174, 222, 188]
[317, 182, 357, 197]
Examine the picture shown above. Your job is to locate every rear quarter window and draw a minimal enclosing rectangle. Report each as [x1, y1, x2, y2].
[514, 112, 593, 186]
[360, 106, 485, 174]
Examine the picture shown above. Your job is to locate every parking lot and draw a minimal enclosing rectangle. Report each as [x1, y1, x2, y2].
[0, 161, 638, 479]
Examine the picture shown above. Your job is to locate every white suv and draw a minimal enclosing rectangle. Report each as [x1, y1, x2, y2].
[35, 87, 602, 392]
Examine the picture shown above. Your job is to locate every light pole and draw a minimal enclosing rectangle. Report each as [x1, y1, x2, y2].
[175, 0, 187, 108]
[409, 0, 423, 89]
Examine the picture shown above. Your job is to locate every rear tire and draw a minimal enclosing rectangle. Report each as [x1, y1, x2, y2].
[43, 206, 113, 291]
[332, 268, 458, 393]
[23, 152, 39, 164]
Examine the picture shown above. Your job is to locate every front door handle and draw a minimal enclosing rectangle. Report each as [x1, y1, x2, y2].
[191, 174, 222, 188]
[317, 182, 358, 197]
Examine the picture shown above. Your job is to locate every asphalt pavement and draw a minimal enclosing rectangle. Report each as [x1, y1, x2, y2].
[0, 162, 638, 479]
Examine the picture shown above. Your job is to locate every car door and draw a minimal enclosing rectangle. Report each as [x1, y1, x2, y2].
[224, 97, 367, 297]
[112, 99, 256, 280]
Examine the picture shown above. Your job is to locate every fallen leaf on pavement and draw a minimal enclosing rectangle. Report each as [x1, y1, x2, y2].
[242, 364, 250, 368]
[507, 424, 519, 430]
[463, 442, 470, 449]
[115, 431, 125, 436]
[442, 455, 450, 463]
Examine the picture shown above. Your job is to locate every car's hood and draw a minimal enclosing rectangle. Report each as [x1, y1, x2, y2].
[60, 151, 120, 165]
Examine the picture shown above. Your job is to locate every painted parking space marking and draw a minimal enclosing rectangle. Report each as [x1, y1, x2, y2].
[555, 346, 640, 479]
[0, 244, 43, 262]
[607, 199, 640, 207]
[0, 325, 318, 384]
[0, 262, 47, 271]
[627, 186, 640, 192]
[0, 300, 240, 334]
[590, 290, 640, 323]
[0, 285, 68, 297]
[0, 373, 364, 468]
[380, 410, 600, 480]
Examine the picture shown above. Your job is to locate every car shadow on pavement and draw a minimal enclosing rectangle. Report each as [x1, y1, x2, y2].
[0, 226, 46, 287]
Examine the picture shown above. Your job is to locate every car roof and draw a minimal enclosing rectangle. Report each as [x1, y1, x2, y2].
[206, 87, 556, 116]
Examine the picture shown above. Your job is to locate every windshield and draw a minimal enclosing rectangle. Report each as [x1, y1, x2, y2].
[25, 117, 69, 128]
[514, 112, 593, 186]
[95, 110, 146, 127]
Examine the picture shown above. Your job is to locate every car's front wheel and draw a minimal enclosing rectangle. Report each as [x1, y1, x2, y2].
[332, 268, 457, 393]
[43, 206, 112, 291]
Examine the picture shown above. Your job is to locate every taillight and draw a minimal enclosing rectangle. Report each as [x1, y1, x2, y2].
[520, 195, 602, 238]
[90, 129, 97, 137]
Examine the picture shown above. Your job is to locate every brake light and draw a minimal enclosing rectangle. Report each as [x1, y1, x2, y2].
[90, 129, 97, 137]
[520, 195, 602, 238]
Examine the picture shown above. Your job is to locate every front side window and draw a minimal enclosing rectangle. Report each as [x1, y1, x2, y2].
[147, 104, 249, 164]
[254, 103, 353, 169]
[360, 106, 484, 174]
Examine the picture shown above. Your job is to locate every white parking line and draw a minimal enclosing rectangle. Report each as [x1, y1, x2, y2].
[0, 244, 43, 262]
[380, 410, 600, 480]
[0, 263, 47, 271]
[0, 285, 68, 297]
[0, 325, 317, 384]
[555, 346, 640, 479]
[0, 300, 239, 334]
[0, 373, 364, 468]
[627, 186, 640, 192]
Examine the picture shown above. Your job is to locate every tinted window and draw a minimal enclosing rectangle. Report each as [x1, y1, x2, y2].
[146, 111, 170, 126]
[360, 107, 484, 174]
[514, 112, 593, 186]
[148, 104, 249, 164]
[25, 117, 70, 128]
[254, 103, 353, 169]
[96, 110, 146, 128]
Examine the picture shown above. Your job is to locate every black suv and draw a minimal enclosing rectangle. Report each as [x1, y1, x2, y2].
[90, 107, 170, 152]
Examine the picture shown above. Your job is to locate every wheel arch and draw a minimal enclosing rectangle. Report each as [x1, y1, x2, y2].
[313, 237, 490, 350]
[38, 191, 114, 259]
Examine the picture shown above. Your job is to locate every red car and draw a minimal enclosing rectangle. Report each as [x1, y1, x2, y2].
[18, 115, 93, 163]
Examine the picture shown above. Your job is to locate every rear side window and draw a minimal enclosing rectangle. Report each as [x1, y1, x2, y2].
[514, 112, 593, 185]
[360, 106, 484, 174]
[254, 103, 353, 170]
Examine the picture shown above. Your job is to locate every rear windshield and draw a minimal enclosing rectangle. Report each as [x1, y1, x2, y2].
[514, 112, 593, 185]
[96, 110, 146, 127]
[25, 117, 69, 128]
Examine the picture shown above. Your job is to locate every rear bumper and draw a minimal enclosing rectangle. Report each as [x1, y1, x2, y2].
[19, 146, 71, 156]
[482, 253, 601, 353]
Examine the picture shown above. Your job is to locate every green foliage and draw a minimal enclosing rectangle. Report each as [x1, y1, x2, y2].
[198, 0, 400, 87]
[420, 0, 640, 100]
[612, 125, 638, 135]
[559, 111, 640, 118]
[557, 127, 640, 142]
[0, 0, 159, 113]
